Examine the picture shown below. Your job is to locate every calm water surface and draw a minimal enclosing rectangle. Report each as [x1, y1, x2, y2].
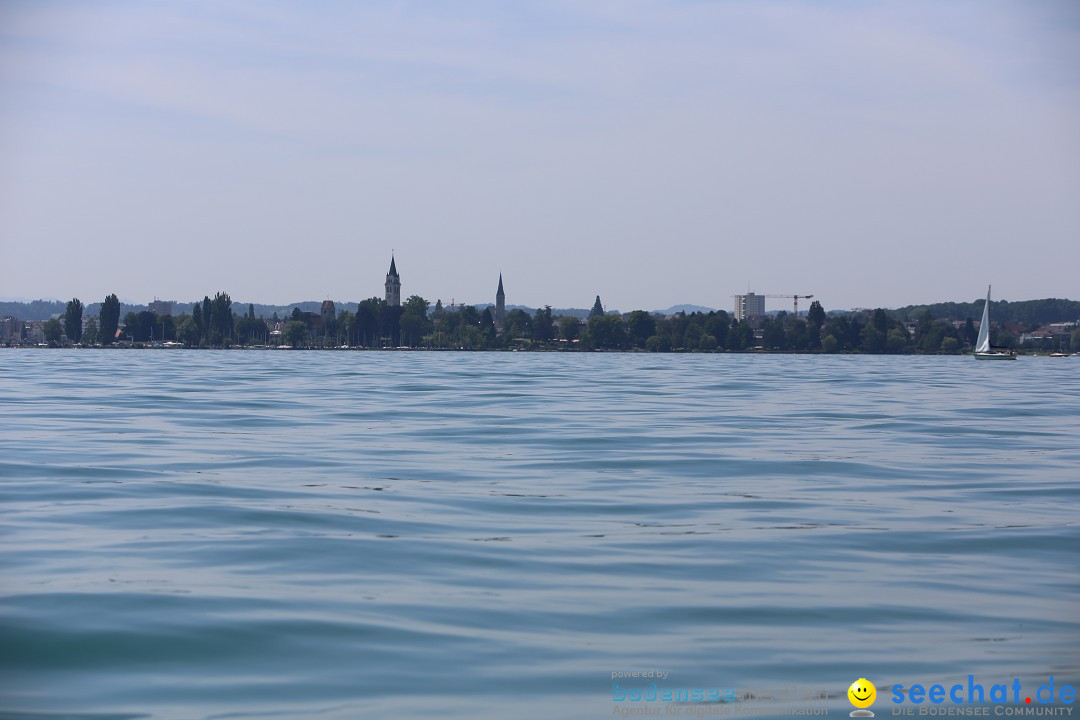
[1, 351, 1078, 719]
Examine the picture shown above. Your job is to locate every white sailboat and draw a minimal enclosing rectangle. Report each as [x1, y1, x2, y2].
[974, 285, 1016, 360]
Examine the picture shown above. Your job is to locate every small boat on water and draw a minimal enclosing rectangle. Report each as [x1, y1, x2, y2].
[974, 285, 1016, 360]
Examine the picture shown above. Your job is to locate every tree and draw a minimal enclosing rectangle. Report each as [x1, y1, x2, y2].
[558, 316, 580, 342]
[336, 310, 355, 346]
[683, 320, 702, 349]
[871, 308, 889, 334]
[914, 309, 934, 348]
[192, 303, 204, 341]
[762, 317, 787, 350]
[861, 325, 886, 353]
[99, 294, 121, 345]
[400, 312, 424, 347]
[589, 295, 605, 319]
[355, 298, 383, 346]
[43, 318, 63, 347]
[727, 320, 753, 351]
[479, 307, 496, 343]
[284, 320, 307, 348]
[235, 314, 269, 345]
[211, 292, 233, 344]
[83, 317, 99, 345]
[807, 300, 826, 328]
[379, 303, 402, 346]
[505, 308, 531, 339]
[626, 311, 656, 348]
[531, 306, 555, 342]
[940, 337, 960, 353]
[645, 335, 671, 352]
[122, 311, 155, 342]
[785, 316, 808, 352]
[667, 312, 688, 349]
[584, 314, 626, 349]
[202, 297, 213, 340]
[321, 315, 338, 347]
[459, 305, 480, 327]
[886, 328, 910, 353]
[704, 312, 730, 349]
[160, 314, 176, 342]
[138, 311, 157, 341]
[996, 329, 1017, 349]
[921, 319, 959, 354]
[64, 298, 84, 342]
[123, 311, 138, 340]
[403, 295, 430, 320]
[176, 315, 200, 346]
[824, 316, 854, 351]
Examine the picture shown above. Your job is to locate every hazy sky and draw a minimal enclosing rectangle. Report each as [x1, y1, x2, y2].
[2, 1, 1078, 311]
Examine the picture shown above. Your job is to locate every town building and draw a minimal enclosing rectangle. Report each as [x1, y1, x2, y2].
[149, 300, 172, 316]
[385, 256, 401, 307]
[0, 316, 23, 342]
[1019, 330, 1054, 345]
[27, 320, 45, 344]
[734, 293, 765, 325]
[320, 300, 336, 326]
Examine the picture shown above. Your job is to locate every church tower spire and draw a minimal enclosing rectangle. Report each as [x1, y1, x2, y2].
[495, 273, 505, 330]
[385, 255, 401, 307]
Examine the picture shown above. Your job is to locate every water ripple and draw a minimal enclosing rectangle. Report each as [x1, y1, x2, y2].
[1, 351, 1078, 719]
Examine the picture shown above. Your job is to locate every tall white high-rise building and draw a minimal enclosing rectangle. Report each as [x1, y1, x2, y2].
[734, 293, 765, 323]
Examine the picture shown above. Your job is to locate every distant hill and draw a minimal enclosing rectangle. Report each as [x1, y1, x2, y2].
[0, 300, 69, 322]
[240, 302, 359, 319]
[0, 299, 159, 322]
[476, 304, 611, 319]
[657, 304, 715, 315]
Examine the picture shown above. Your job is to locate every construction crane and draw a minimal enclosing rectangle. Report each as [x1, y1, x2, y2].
[765, 294, 814, 317]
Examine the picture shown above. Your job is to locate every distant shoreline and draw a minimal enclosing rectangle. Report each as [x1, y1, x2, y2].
[5, 345, 1074, 357]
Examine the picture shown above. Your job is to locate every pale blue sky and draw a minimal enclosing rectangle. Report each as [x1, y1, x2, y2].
[2, 0, 1078, 311]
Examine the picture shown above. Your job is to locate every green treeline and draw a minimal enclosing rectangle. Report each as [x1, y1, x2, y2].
[895, 298, 1080, 327]
[4, 295, 1079, 326]
[17, 295, 1080, 354]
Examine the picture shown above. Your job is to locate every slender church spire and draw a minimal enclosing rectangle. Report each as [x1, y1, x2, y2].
[495, 273, 506, 330]
[385, 255, 401, 307]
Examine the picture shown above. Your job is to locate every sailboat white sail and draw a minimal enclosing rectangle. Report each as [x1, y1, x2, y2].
[975, 286, 992, 353]
[974, 285, 1016, 360]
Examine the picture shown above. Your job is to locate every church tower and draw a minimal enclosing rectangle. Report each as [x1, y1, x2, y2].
[495, 273, 505, 330]
[385, 255, 401, 307]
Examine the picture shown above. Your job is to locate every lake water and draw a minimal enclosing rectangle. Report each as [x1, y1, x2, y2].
[1, 351, 1078, 719]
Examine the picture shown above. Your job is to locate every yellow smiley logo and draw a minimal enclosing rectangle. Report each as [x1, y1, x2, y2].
[848, 678, 877, 714]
